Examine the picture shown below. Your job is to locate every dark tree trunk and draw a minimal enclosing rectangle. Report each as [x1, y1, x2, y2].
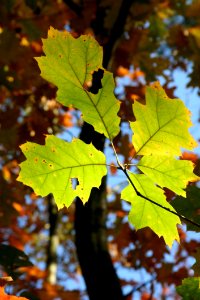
[75, 125, 123, 300]
[46, 195, 59, 284]
[74, 1, 133, 299]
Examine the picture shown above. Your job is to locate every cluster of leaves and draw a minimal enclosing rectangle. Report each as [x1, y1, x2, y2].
[18, 27, 199, 248]
[1, 1, 200, 299]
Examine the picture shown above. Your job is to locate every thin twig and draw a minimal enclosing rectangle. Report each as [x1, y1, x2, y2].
[110, 141, 124, 169]
[121, 167, 200, 229]
[111, 146, 200, 229]
[124, 276, 156, 299]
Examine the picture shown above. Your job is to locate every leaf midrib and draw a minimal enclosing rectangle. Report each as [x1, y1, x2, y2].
[21, 163, 107, 179]
[132, 173, 177, 238]
[135, 111, 183, 156]
[53, 36, 113, 140]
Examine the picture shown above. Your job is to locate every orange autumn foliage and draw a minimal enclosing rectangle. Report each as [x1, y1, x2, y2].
[0, 278, 28, 300]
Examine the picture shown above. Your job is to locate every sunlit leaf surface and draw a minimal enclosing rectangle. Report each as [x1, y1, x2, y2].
[18, 135, 107, 208]
[121, 173, 180, 247]
[36, 27, 120, 140]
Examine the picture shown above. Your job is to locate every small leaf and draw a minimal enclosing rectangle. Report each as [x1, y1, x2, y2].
[38, 27, 103, 86]
[131, 82, 197, 156]
[36, 27, 120, 140]
[121, 172, 180, 247]
[17, 135, 107, 208]
[176, 277, 200, 299]
[137, 156, 199, 196]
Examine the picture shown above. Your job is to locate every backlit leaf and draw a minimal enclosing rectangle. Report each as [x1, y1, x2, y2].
[36, 27, 120, 140]
[137, 156, 199, 196]
[17, 135, 107, 208]
[131, 82, 197, 156]
[121, 172, 180, 247]
[121, 82, 199, 245]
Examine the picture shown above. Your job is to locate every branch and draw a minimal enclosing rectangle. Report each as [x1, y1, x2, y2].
[62, 0, 82, 16]
[118, 166, 200, 230]
[46, 195, 59, 284]
[124, 276, 156, 299]
[103, 0, 133, 68]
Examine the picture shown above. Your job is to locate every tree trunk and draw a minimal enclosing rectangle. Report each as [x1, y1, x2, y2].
[46, 195, 59, 284]
[75, 1, 133, 299]
[75, 124, 123, 300]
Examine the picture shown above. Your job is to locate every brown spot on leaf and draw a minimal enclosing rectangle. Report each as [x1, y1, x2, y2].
[42, 159, 47, 163]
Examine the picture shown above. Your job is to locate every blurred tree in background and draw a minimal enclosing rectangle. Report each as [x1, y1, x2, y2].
[0, 0, 200, 299]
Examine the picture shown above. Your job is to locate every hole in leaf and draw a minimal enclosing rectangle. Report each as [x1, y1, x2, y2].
[88, 68, 104, 94]
[71, 178, 79, 190]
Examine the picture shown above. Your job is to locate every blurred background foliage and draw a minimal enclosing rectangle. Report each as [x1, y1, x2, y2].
[0, 0, 200, 299]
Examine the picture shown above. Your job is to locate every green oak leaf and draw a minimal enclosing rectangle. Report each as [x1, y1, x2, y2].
[176, 277, 200, 299]
[17, 135, 107, 208]
[131, 82, 197, 156]
[36, 27, 120, 140]
[137, 156, 199, 197]
[121, 172, 180, 247]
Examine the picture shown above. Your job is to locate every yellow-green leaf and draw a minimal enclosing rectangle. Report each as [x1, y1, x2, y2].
[137, 156, 199, 196]
[131, 82, 197, 156]
[121, 172, 180, 247]
[17, 135, 107, 209]
[36, 27, 120, 140]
